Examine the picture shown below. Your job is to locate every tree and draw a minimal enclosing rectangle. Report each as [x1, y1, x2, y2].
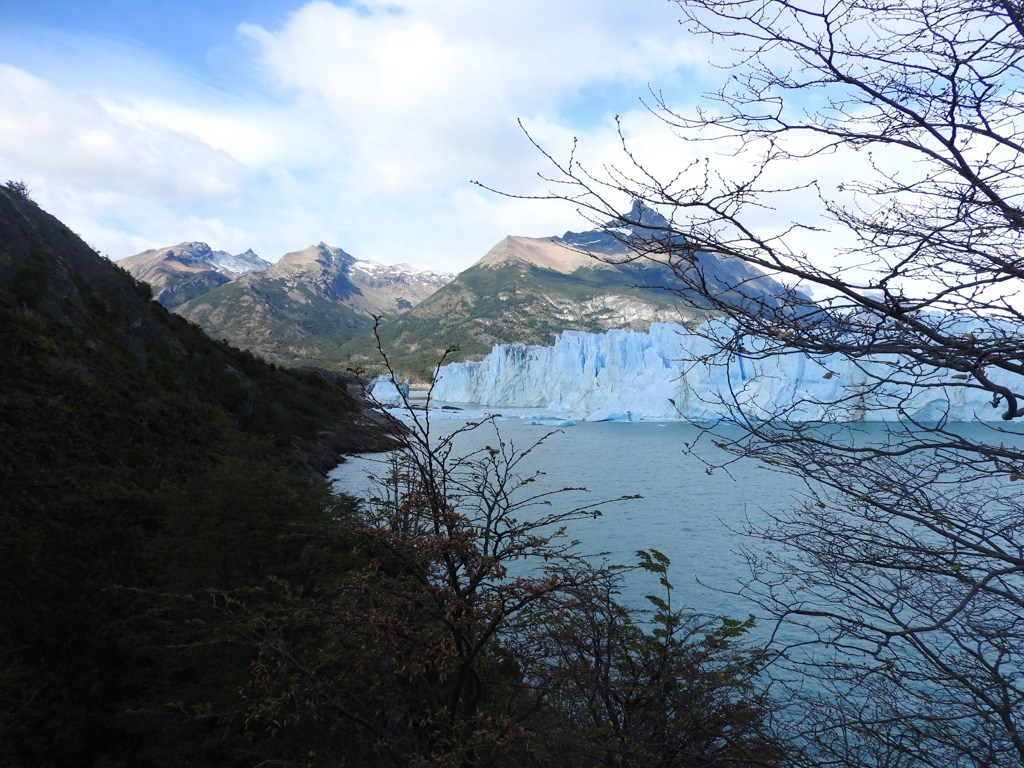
[240, 348, 635, 767]
[512, 0, 1024, 765]
[533, 550, 787, 768]
[236, 341, 787, 767]
[4, 179, 30, 200]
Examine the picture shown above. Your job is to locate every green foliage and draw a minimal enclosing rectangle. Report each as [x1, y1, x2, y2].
[229, 400, 788, 767]
[0, 185, 373, 767]
[234, 417, 618, 766]
[533, 551, 785, 768]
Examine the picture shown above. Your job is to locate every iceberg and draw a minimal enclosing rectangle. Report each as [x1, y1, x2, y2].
[369, 374, 410, 406]
[430, 321, 1014, 423]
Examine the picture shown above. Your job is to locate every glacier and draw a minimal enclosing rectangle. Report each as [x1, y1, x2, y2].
[368, 375, 410, 406]
[422, 321, 1015, 423]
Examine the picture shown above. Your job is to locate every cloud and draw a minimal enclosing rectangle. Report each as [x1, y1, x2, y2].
[0, 0, 956, 296]
[0, 1, 714, 271]
[239, 0, 698, 197]
[0, 65, 244, 204]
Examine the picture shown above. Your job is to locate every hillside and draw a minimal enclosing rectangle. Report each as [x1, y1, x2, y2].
[0, 183, 390, 766]
[173, 242, 373, 366]
[119, 241, 452, 368]
[352, 236, 701, 379]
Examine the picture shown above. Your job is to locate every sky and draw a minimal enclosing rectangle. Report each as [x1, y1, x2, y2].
[0, 0, 724, 272]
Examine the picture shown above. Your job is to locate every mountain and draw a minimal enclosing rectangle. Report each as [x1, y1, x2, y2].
[352, 202, 796, 380]
[117, 241, 271, 308]
[0, 184, 395, 766]
[347, 258, 453, 314]
[120, 241, 453, 369]
[354, 235, 696, 378]
[552, 198, 679, 254]
[118, 202, 795, 380]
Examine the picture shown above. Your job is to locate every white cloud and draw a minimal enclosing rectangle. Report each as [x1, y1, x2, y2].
[0, 0, 968, 299]
[239, 0, 698, 197]
[0, 1, 717, 271]
[0, 65, 244, 204]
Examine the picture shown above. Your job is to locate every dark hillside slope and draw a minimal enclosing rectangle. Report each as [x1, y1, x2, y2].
[0, 185, 388, 767]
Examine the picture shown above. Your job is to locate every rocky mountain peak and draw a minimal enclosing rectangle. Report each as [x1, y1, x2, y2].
[616, 199, 670, 230]
[117, 242, 269, 309]
[169, 241, 215, 264]
[119, 242, 269, 278]
[554, 200, 676, 254]
[316, 241, 354, 265]
[265, 242, 356, 279]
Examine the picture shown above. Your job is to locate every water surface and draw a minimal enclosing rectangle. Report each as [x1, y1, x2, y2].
[330, 417, 805, 621]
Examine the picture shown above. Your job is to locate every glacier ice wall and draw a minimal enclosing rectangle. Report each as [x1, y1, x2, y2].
[430, 321, 1013, 422]
[368, 375, 410, 406]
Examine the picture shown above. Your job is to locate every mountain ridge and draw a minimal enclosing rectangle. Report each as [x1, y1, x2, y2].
[117, 241, 271, 308]
[355, 200, 803, 380]
[117, 239, 454, 367]
[117, 201, 799, 381]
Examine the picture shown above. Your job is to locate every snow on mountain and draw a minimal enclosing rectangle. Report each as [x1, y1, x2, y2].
[120, 242, 270, 278]
[343, 258, 453, 316]
[350, 260, 452, 284]
[427, 321, 1011, 423]
[117, 242, 270, 309]
[204, 248, 270, 276]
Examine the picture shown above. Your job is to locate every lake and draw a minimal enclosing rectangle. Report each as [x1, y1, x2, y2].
[331, 406, 1024, 762]
[329, 412, 808, 624]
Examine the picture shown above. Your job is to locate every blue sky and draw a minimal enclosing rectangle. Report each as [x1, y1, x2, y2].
[0, 1, 716, 271]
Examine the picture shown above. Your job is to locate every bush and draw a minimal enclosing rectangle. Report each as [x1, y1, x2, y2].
[5, 180, 31, 200]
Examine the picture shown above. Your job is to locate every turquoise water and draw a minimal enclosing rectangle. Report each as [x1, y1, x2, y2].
[330, 414, 1024, 761]
[329, 417, 805, 623]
